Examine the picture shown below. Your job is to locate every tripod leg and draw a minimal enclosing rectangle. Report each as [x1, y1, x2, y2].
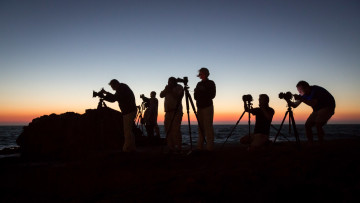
[221, 110, 246, 149]
[163, 98, 183, 153]
[274, 111, 289, 143]
[289, 111, 301, 148]
[187, 90, 209, 149]
[185, 92, 192, 150]
[248, 107, 251, 138]
[289, 113, 292, 135]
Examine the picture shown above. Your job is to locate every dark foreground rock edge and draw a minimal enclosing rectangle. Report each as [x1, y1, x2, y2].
[1, 139, 360, 202]
[15, 107, 165, 160]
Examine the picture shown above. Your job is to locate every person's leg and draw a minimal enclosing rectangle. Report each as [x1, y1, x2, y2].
[122, 111, 137, 152]
[305, 112, 316, 143]
[250, 133, 268, 148]
[197, 108, 205, 150]
[202, 105, 215, 151]
[146, 124, 154, 138]
[164, 112, 175, 150]
[240, 135, 251, 145]
[154, 124, 160, 138]
[315, 108, 334, 143]
[172, 112, 183, 151]
[316, 124, 325, 142]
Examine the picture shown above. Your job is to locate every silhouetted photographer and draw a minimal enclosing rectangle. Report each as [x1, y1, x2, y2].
[160, 77, 184, 152]
[194, 67, 216, 151]
[95, 79, 137, 152]
[240, 94, 275, 151]
[141, 91, 160, 138]
[286, 81, 335, 144]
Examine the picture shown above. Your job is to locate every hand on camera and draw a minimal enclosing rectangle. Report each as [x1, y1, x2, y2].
[293, 94, 302, 100]
[99, 88, 106, 94]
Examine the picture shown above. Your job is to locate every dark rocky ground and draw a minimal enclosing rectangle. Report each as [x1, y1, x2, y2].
[1, 139, 360, 202]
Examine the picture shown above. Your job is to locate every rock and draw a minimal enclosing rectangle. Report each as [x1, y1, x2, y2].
[16, 106, 164, 160]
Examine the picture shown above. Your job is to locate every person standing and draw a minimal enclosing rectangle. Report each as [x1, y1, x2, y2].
[194, 67, 216, 151]
[143, 91, 159, 138]
[287, 80, 335, 143]
[100, 79, 137, 152]
[160, 77, 184, 152]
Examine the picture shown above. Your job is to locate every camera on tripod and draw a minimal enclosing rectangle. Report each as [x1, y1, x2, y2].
[278, 91, 293, 100]
[93, 88, 106, 98]
[140, 94, 150, 108]
[92, 88, 107, 109]
[242, 94, 253, 103]
[176, 77, 189, 86]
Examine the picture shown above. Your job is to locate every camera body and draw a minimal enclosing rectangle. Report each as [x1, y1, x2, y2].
[140, 94, 150, 108]
[176, 77, 188, 85]
[279, 91, 293, 100]
[93, 88, 105, 98]
[242, 94, 253, 102]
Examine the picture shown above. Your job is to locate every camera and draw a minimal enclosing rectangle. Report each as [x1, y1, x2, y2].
[140, 94, 150, 107]
[93, 88, 106, 98]
[279, 92, 293, 100]
[242, 94, 253, 102]
[176, 77, 188, 85]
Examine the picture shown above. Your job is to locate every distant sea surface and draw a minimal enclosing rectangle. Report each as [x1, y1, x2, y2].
[1, 124, 359, 150]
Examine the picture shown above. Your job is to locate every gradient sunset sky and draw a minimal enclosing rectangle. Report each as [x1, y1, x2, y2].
[1, 0, 360, 125]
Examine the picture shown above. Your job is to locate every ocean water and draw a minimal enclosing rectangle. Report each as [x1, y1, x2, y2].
[1, 124, 359, 150]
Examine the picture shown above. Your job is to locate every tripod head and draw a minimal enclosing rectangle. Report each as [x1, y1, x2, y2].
[245, 100, 253, 109]
[242, 94, 253, 112]
[176, 77, 189, 87]
[97, 98, 107, 109]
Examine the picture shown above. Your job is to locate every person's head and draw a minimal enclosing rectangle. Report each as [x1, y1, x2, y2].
[259, 94, 270, 108]
[168, 77, 177, 87]
[150, 91, 156, 98]
[197, 67, 210, 80]
[109, 79, 121, 91]
[296, 80, 311, 95]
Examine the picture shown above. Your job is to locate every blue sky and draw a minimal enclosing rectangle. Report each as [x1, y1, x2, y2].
[1, 0, 360, 124]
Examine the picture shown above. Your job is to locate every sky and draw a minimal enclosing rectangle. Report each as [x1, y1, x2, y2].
[1, 0, 360, 125]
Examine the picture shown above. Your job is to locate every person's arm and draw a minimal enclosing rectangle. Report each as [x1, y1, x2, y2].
[102, 91, 117, 103]
[289, 96, 317, 108]
[160, 85, 169, 98]
[194, 83, 200, 101]
[174, 85, 184, 100]
[286, 99, 301, 108]
[296, 88, 318, 107]
[302, 98, 317, 107]
[209, 81, 216, 99]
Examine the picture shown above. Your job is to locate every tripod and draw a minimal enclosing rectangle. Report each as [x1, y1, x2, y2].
[273, 105, 301, 148]
[222, 101, 252, 148]
[134, 102, 147, 136]
[97, 99, 108, 109]
[164, 81, 205, 152]
[183, 85, 206, 151]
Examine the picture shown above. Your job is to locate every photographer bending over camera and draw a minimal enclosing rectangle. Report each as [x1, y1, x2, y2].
[194, 67, 216, 151]
[99, 79, 137, 152]
[287, 81, 335, 143]
[240, 94, 274, 151]
[160, 77, 184, 152]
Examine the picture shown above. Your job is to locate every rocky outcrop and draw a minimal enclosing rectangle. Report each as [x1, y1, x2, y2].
[16, 107, 164, 160]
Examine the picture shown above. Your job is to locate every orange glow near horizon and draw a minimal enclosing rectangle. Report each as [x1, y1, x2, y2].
[1, 108, 360, 125]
